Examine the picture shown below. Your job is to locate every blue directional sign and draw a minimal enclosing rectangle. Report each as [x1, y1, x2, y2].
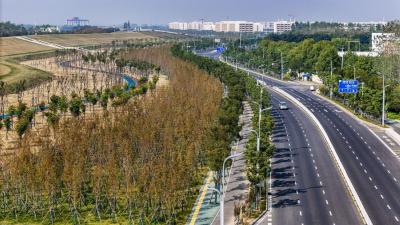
[216, 47, 225, 53]
[338, 80, 358, 93]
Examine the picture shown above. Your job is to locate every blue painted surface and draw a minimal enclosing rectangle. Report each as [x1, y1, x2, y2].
[122, 75, 137, 90]
[0, 114, 10, 119]
[216, 47, 225, 53]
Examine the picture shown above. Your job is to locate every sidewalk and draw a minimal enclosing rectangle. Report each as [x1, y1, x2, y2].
[186, 101, 253, 225]
[186, 171, 221, 225]
[212, 101, 252, 225]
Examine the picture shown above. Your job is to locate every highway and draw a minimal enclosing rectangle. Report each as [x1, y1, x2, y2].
[198, 51, 362, 225]
[249, 66, 400, 225]
[260, 88, 361, 225]
[198, 50, 400, 224]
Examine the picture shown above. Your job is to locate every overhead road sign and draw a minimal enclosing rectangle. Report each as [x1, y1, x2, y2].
[216, 47, 225, 53]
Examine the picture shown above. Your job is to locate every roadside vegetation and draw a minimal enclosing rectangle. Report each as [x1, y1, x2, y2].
[172, 45, 275, 221]
[223, 33, 400, 122]
[0, 41, 275, 224]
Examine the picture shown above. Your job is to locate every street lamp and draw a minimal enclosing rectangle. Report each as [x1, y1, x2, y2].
[219, 152, 243, 225]
[330, 60, 334, 99]
[378, 72, 389, 127]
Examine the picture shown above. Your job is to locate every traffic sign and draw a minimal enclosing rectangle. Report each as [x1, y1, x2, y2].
[338, 80, 358, 93]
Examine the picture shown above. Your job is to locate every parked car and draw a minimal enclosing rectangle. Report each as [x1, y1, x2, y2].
[309, 85, 315, 91]
[279, 101, 288, 110]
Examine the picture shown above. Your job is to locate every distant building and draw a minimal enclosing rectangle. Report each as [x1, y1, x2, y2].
[372, 33, 397, 53]
[66, 17, 90, 26]
[273, 21, 294, 33]
[168, 20, 291, 33]
[40, 26, 59, 33]
[262, 22, 275, 33]
[202, 22, 215, 31]
[168, 21, 215, 31]
[215, 21, 263, 32]
[168, 22, 188, 30]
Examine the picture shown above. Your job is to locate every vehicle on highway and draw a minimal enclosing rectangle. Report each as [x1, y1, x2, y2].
[309, 85, 315, 91]
[279, 101, 288, 110]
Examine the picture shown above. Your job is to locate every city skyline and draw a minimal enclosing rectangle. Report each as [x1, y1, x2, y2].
[1, 0, 399, 25]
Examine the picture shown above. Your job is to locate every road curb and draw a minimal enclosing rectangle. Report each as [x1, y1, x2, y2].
[271, 86, 373, 225]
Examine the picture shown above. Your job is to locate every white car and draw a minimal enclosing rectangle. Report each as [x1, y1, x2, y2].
[279, 101, 288, 110]
[309, 85, 315, 91]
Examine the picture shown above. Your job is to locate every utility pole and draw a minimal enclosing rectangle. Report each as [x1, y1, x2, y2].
[361, 82, 364, 96]
[262, 48, 265, 59]
[257, 88, 263, 152]
[382, 72, 386, 127]
[239, 32, 242, 48]
[280, 51, 284, 80]
[330, 60, 333, 99]
[340, 47, 345, 69]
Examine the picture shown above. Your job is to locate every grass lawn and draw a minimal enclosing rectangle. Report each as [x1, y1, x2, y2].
[0, 58, 52, 92]
[388, 112, 400, 121]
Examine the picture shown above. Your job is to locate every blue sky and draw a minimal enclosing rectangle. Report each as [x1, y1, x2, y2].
[1, 0, 399, 25]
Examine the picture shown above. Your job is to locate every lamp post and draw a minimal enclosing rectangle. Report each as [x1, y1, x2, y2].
[280, 51, 284, 80]
[378, 71, 390, 127]
[330, 60, 334, 99]
[220, 153, 243, 225]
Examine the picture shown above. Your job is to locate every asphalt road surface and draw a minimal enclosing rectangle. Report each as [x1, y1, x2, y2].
[250, 67, 400, 225]
[260, 89, 362, 225]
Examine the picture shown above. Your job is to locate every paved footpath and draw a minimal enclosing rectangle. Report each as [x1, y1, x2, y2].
[212, 101, 252, 225]
[186, 101, 253, 225]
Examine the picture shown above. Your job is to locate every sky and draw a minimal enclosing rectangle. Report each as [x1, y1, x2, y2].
[1, 0, 399, 25]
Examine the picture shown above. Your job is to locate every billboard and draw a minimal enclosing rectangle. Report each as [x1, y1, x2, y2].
[338, 80, 358, 93]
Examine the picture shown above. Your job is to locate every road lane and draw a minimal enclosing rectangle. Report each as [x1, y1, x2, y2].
[265, 91, 361, 225]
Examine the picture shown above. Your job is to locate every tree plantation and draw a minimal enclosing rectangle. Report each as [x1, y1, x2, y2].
[0, 37, 276, 224]
[0, 45, 226, 224]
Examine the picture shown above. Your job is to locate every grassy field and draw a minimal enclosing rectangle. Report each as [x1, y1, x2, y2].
[0, 32, 158, 91]
[0, 37, 53, 57]
[29, 32, 155, 47]
[0, 58, 52, 91]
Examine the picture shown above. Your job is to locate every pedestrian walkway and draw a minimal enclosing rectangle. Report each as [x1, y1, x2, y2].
[186, 101, 253, 225]
[213, 101, 253, 225]
[186, 172, 221, 225]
